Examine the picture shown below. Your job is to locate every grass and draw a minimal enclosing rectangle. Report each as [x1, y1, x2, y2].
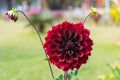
[0, 20, 120, 80]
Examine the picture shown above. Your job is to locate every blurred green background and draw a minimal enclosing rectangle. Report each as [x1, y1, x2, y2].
[0, 0, 120, 80]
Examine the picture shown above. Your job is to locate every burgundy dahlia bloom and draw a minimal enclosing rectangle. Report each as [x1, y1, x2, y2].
[44, 21, 93, 71]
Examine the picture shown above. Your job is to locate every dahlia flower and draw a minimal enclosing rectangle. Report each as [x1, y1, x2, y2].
[44, 21, 93, 71]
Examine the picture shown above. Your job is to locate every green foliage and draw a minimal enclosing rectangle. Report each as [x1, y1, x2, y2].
[54, 74, 63, 80]
[72, 68, 78, 76]
[46, 0, 82, 10]
[1, 20, 120, 80]
[46, 0, 66, 10]
[14, 0, 22, 4]
[27, 0, 34, 6]
[15, 0, 34, 6]
[54, 68, 79, 80]
[44, 58, 49, 61]
[97, 62, 120, 80]
[70, 77, 78, 80]
[28, 11, 56, 33]
[68, 68, 78, 80]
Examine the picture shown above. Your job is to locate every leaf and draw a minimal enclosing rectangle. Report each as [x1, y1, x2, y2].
[44, 58, 49, 61]
[68, 70, 73, 75]
[67, 74, 72, 80]
[53, 78, 59, 80]
[70, 77, 78, 80]
[72, 68, 78, 76]
[58, 74, 63, 80]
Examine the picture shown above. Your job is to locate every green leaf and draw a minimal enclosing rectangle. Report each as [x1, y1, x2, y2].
[67, 74, 72, 80]
[58, 74, 63, 80]
[53, 78, 59, 80]
[70, 77, 78, 80]
[68, 70, 73, 75]
[72, 68, 78, 76]
[44, 58, 49, 61]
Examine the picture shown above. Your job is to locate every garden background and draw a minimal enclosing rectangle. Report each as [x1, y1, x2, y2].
[0, 0, 120, 80]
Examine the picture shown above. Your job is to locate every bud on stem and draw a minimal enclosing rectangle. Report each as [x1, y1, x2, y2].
[83, 7, 97, 24]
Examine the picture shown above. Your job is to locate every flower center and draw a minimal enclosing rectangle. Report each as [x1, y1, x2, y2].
[65, 40, 74, 50]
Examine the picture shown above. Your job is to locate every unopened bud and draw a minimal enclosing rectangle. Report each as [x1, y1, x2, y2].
[90, 7, 97, 14]
[5, 8, 18, 22]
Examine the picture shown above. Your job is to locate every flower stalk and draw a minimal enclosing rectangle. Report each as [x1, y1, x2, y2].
[83, 7, 97, 24]
[64, 72, 68, 80]
[83, 13, 92, 24]
[18, 10, 54, 79]
[6, 9, 55, 79]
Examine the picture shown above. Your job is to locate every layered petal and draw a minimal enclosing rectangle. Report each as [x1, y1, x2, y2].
[44, 21, 93, 71]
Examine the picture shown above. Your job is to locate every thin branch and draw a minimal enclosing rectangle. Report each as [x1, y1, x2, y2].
[17, 10, 54, 79]
[83, 13, 92, 24]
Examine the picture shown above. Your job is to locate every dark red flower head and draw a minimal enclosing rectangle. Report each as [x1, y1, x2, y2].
[44, 21, 93, 71]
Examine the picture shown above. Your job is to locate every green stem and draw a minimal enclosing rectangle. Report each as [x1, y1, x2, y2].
[17, 10, 54, 79]
[64, 72, 68, 80]
[83, 13, 92, 24]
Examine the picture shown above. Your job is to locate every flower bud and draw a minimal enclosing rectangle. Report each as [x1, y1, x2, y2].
[5, 8, 18, 22]
[90, 7, 97, 14]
